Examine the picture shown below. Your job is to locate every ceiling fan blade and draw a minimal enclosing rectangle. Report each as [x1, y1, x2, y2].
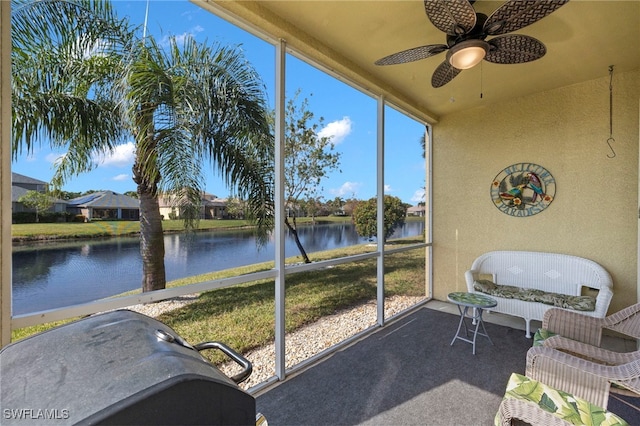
[424, 0, 476, 36]
[431, 61, 462, 88]
[485, 35, 546, 64]
[483, 0, 569, 35]
[375, 44, 448, 65]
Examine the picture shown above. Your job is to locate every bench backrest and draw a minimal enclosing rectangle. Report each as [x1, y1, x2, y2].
[470, 251, 612, 296]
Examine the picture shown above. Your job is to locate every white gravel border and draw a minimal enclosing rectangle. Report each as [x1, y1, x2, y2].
[128, 293, 425, 390]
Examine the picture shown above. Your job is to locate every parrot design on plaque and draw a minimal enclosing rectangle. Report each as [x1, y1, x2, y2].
[526, 172, 546, 202]
[491, 163, 555, 217]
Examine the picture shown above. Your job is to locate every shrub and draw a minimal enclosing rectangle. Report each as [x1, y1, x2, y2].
[12, 212, 36, 224]
[352, 195, 407, 241]
[12, 211, 74, 223]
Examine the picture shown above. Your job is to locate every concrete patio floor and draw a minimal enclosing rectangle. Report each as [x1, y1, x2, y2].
[254, 300, 640, 425]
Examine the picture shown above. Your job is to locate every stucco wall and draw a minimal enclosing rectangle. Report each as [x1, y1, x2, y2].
[432, 69, 640, 314]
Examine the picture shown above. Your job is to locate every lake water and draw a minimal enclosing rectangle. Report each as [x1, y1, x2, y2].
[12, 221, 424, 315]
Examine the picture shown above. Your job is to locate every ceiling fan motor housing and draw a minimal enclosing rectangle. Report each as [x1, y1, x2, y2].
[446, 13, 489, 47]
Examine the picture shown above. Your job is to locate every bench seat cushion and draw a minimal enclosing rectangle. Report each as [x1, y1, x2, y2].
[474, 279, 596, 312]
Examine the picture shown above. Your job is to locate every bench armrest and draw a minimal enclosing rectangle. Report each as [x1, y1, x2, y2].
[594, 284, 614, 317]
[464, 269, 479, 293]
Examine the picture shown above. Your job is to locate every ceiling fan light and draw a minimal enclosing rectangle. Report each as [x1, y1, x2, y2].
[447, 40, 489, 70]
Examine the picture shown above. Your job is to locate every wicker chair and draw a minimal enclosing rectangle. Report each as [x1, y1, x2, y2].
[526, 335, 640, 409]
[495, 372, 629, 425]
[496, 397, 569, 426]
[542, 303, 640, 347]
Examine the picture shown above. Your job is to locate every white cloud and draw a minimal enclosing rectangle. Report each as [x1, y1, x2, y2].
[112, 174, 130, 182]
[94, 142, 136, 167]
[45, 144, 134, 169]
[411, 189, 426, 203]
[161, 25, 204, 47]
[329, 181, 362, 197]
[318, 117, 352, 145]
[181, 10, 195, 21]
[46, 152, 66, 166]
[384, 184, 392, 193]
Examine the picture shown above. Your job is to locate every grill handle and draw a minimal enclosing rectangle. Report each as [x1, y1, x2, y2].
[194, 341, 253, 384]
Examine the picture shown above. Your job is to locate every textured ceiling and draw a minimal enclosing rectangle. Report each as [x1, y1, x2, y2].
[198, 0, 640, 123]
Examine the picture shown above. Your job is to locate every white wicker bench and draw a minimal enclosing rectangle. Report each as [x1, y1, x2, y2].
[464, 251, 613, 338]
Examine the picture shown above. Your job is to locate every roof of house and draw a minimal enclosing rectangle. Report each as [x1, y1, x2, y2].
[407, 205, 426, 213]
[11, 173, 67, 204]
[11, 186, 68, 204]
[201, 192, 219, 201]
[205, 198, 227, 207]
[158, 192, 225, 208]
[67, 191, 139, 209]
[11, 185, 30, 202]
[11, 172, 47, 186]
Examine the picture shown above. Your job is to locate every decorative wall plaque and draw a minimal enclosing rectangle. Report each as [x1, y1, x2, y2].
[491, 163, 555, 217]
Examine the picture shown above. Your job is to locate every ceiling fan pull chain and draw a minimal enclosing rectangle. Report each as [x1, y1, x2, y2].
[480, 61, 483, 99]
[607, 65, 616, 159]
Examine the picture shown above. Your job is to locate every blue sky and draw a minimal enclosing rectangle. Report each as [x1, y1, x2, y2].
[11, 0, 426, 205]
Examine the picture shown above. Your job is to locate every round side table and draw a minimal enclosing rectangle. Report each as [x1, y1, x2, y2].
[447, 292, 498, 355]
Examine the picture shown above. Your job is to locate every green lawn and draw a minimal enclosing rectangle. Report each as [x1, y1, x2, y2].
[11, 219, 252, 240]
[11, 216, 357, 241]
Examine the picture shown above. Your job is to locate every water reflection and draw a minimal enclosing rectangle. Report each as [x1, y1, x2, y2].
[12, 221, 424, 315]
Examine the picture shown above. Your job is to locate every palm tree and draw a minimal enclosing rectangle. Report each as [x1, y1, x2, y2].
[11, 0, 273, 292]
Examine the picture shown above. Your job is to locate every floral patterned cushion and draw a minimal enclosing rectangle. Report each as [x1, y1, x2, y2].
[473, 281, 596, 311]
[496, 373, 628, 426]
[473, 279, 497, 293]
[533, 328, 557, 346]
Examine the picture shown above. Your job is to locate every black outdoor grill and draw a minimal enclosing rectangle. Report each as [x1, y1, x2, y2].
[0, 310, 263, 425]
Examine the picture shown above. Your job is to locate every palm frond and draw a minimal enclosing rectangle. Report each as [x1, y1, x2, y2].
[121, 34, 274, 236]
[11, 0, 135, 188]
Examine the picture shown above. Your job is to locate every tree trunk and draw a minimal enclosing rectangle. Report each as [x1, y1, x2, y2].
[138, 187, 166, 292]
[134, 109, 166, 292]
[284, 216, 310, 263]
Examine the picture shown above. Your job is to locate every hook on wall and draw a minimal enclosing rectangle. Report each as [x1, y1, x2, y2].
[606, 138, 616, 159]
[606, 65, 616, 159]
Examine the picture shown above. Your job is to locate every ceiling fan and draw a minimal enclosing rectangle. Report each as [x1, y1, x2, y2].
[375, 0, 569, 88]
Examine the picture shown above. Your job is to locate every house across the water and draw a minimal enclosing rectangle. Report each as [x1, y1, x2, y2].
[158, 192, 228, 220]
[66, 191, 140, 221]
[11, 172, 67, 214]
